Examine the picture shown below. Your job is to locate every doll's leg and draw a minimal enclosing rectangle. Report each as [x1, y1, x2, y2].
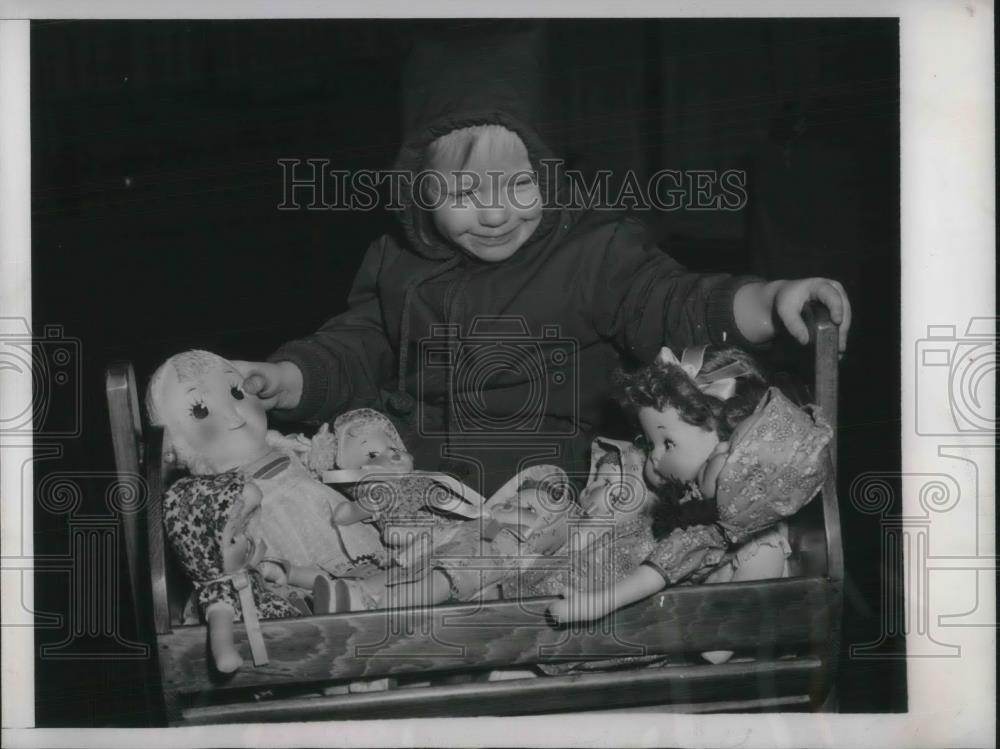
[701, 527, 790, 665]
[380, 569, 452, 608]
[285, 564, 325, 590]
[728, 526, 790, 583]
[206, 602, 242, 673]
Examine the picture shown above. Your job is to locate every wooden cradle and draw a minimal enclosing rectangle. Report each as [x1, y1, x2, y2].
[105, 305, 843, 725]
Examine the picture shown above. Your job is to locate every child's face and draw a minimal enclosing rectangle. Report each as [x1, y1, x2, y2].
[161, 359, 268, 473]
[427, 130, 542, 263]
[637, 406, 720, 488]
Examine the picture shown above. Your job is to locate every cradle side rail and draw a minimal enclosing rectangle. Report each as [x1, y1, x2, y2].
[105, 302, 842, 723]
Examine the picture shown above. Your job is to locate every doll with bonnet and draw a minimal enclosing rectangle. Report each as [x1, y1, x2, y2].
[162, 470, 310, 672]
[323, 408, 571, 606]
[146, 350, 387, 589]
[547, 345, 833, 664]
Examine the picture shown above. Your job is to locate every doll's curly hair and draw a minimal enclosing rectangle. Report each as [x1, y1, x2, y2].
[615, 346, 770, 540]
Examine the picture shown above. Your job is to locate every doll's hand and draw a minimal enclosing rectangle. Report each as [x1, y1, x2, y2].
[265, 430, 311, 457]
[735, 278, 851, 353]
[487, 506, 539, 532]
[231, 360, 304, 411]
[258, 560, 289, 586]
[547, 592, 609, 625]
[331, 501, 374, 526]
[306, 423, 338, 473]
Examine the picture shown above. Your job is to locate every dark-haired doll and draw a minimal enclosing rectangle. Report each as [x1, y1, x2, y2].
[547, 345, 834, 659]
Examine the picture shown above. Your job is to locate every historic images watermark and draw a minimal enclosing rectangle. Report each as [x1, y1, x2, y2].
[276, 158, 748, 213]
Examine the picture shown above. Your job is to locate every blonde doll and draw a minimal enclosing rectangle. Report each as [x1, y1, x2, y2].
[146, 350, 387, 582]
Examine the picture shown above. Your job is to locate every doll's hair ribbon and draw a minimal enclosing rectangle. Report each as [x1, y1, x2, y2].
[655, 345, 751, 401]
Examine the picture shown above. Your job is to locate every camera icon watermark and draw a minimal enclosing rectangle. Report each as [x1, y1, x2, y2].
[915, 317, 996, 436]
[848, 459, 997, 660]
[0, 317, 82, 438]
[417, 316, 579, 438]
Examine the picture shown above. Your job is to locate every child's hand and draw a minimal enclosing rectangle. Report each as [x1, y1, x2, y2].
[231, 360, 304, 411]
[735, 278, 851, 353]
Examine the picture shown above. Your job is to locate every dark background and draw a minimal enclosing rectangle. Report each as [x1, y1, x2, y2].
[29, 18, 904, 724]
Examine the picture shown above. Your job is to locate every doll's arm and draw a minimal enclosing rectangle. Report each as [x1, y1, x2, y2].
[286, 564, 325, 589]
[265, 429, 311, 457]
[546, 564, 665, 624]
[258, 558, 325, 589]
[305, 423, 338, 474]
[206, 601, 242, 673]
[331, 501, 374, 525]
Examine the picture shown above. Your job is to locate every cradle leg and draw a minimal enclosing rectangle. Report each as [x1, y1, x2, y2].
[160, 684, 184, 726]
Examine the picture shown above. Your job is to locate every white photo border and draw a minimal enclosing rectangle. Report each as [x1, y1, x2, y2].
[1, 1, 994, 747]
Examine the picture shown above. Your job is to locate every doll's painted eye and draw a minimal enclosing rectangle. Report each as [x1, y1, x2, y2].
[230, 384, 245, 401]
[190, 401, 209, 420]
[662, 438, 676, 451]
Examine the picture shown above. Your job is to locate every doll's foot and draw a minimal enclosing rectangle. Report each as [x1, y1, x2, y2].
[312, 575, 352, 614]
[214, 649, 244, 674]
[700, 650, 734, 665]
[313, 575, 380, 612]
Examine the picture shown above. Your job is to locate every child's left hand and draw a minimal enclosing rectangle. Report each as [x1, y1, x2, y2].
[736, 278, 851, 353]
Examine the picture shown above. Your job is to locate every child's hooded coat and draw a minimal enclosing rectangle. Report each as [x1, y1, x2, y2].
[270, 28, 760, 496]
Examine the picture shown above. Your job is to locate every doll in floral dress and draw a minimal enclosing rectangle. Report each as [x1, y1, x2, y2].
[146, 350, 387, 583]
[545, 345, 834, 664]
[163, 470, 327, 673]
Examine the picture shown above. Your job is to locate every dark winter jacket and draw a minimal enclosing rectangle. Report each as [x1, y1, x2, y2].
[269, 29, 759, 496]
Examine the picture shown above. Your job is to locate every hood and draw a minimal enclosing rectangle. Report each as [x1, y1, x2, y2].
[392, 24, 567, 262]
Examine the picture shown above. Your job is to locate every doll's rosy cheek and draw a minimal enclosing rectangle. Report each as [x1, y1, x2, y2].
[197, 421, 220, 443]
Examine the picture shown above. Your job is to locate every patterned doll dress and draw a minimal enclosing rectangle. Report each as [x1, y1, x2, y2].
[162, 470, 302, 622]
